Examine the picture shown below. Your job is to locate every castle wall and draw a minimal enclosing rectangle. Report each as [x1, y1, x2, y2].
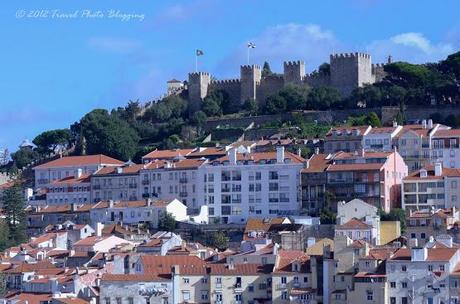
[372, 64, 386, 83]
[330, 53, 374, 97]
[283, 60, 305, 85]
[188, 72, 211, 112]
[257, 75, 284, 106]
[304, 74, 331, 88]
[209, 79, 241, 107]
[240, 65, 262, 103]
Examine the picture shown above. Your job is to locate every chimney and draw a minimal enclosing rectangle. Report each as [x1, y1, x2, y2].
[109, 200, 114, 208]
[392, 120, 398, 128]
[360, 148, 365, 157]
[276, 146, 285, 164]
[411, 247, 428, 261]
[428, 119, 433, 129]
[96, 222, 104, 237]
[228, 149, 237, 165]
[435, 163, 442, 177]
[307, 237, 316, 248]
[422, 119, 427, 129]
[408, 238, 418, 248]
[315, 147, 319, 155]
[76, 168, 83, 178]
[116, 167, 123, 174]
[71, 203, 77, 212]
[297, 148, 302, 157]
[305, 159, 310, 169]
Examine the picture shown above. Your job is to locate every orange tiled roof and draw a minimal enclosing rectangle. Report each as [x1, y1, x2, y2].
[34, 154, 123, 169]
[73, 236, 108, 246]
[326, 125, 370, 137]
[302, 153, 330, 173]
[142, 149, 195, 160]
[214, 151, 304, 164]
[102, 273, 169, 282]
[404, 165, 460, 180]
[336, 218, 372, 230]
[187, 147, 227, 157]
[390, 247, 459, 261]
[94, 164, 144, 175]
[53, 298, 90, 304]
[50, 174, 91, 185]
[144, 158, 206, 170]
[5, 293, 53, 304]
[274, 250, 310, 273]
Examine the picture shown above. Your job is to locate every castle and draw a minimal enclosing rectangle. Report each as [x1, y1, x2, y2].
[167, 52, 388, 111]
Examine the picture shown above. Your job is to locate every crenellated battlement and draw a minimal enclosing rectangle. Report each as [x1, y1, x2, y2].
[189, 71, 211, 77]
[371, 63, 385, 68]
[330, 52, 371, 60]
[284, 60, 304, 66]
[240, 64, 261, 71]
[211, 79, 241, 85]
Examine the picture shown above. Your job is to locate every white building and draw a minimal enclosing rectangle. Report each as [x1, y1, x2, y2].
[33, 154, 123, 190]
[387, 244, 460, 304]
[402, 163, 460, 210]
[197, 147, 304, 224]
[46, 169, 91, 204]
[432, 129, 460, 169]
[89, 198, 188, 229]
[362, 124, 402, 151]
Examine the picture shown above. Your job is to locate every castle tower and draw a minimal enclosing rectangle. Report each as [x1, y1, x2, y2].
[330, 52, 373, 97]
[240, 65, 261, 103]
[188, 72, 211, 112]
[283, 60, 305, 85]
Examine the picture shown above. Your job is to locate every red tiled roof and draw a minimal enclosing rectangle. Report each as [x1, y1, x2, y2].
[34, 154, 123, 169]
[274, 250, 310, 273]
[336, 218, 372, 230]
[390, 247, 459, 261]
[326, 125, 370, 137]
[433, 129, 460, 137]
[5, 293, 52, 304]
[94, 164, 144, 176]
[142, 149, 195, 160]
[102, 273, 169, 282]
[73, 236, 108, 246]
[50, 174, 91, 185]
[144, 158, 206, 170]
[140, 255, 207, 275]
[188, 147, 227, 157]
[302, 153, 330, 173]
[214, 151, 304, 164]
[404, 165, 460, 180]
[327, 163, 384, 172]
[53, 298, 90, 304]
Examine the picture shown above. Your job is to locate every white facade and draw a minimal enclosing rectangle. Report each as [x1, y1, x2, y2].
[197, 147, 304, 223]
[362, 125, 402, 151]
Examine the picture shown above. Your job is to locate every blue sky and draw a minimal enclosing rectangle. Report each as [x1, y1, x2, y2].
[1, 0, 459, 153]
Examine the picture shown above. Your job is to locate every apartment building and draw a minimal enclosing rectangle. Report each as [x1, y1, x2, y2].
[386, 245, 460, 304]
[89, 199, 188, 229]
[432, 129, 460, 169]
[46, 170, 91, 205]
[402, 163, 460, 210]
[362, 124, 402, 151]
[395, 120, 450, 172]
[91, 163, 143, 203]
[197, 147, 304, 224]
[139, 158, 207, 211]
[33, 154, 123, 189]
[301, 153, 330, 215]
[405, 208, 459, 245]
[324, 126, 371, 154]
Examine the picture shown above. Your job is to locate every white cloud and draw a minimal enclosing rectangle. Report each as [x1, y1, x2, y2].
[216, 23, 342, 77]
[152, 0, 216, 25]
[366, 32, 454, 63]
[88, 37, 141, 53]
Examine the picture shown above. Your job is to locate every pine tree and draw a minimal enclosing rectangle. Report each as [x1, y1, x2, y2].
[262, 61, 273, 78]
[2, 184, 27, 245]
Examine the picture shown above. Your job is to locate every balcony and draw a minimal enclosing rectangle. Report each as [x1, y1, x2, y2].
[179, 177, 188, 183]
[142, 180, 150, 185]
[277, 283, 287, 289]
[280, 198, 290, 203]
[142, 193, 150, 198]
[129, 196, 137, 200]
[129, 183, 137, 189]
[232, 199, 241, 204]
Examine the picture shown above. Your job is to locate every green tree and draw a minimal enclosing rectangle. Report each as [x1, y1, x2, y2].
[279, 84, 309, 110]
[445, 114, 458, 128]
[307, 87, 341, 110]
[379, 208, 406, 234]
[11, 148, 39, 169]
[0, 220, 10, 251]
[318, 63, 331, 76]
[33, 129, 71, 154]
[243, 99, 258, 115]
[320, 191, 336, 224]
[262, 61, 273, 78]
[158, 212, 177, 232]
[265, 95, 287, 114]
[0, 272, 6, 295]
[2, 184, 27, 245]
[209, 231, 229, 251]
[367, 112, 382, 127]
[202, 98, 222, 117]
[78, 109, 140, 160]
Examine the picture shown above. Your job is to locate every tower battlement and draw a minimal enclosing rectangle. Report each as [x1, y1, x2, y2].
[211, 79, 240, 85]
[330, 52, 371, 60]
[284, 60, 304, 67]
[240, 64, 261, 71]
[188, 71, 211, 78]
[283, 60, 305, 85]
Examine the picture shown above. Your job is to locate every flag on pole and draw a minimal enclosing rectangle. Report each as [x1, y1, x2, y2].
[247, 42, 256, 49]
[196, 49, 204, 56]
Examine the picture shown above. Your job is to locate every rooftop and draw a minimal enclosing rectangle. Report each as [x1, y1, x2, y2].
[34, 154, 123, 169]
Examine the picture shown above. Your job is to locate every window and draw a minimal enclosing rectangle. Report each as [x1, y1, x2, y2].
[402, 282, 408, 288]
[281, 277, 287, 284]
[421, 233, 426, 239]
[390, 298, 396, 304]
[281, 291, 288, 300]
[440, 265, 445, 271]
[104, 298, 110, 304]
[201, 291, 208, 300]
[248, 285, 254, 292]
[402, 297, 408, 304]
[127, 298, 134, 304]
[401, 265, 407, 272]
[390, 282, 396, 288]
[367, 291, 373, 301]
[182, 291, 190, 301]
[183, 278, 190, 284]
[201, 278, 208, 284]
[428, 265, 433, 271]
[116, 298, 121, 304]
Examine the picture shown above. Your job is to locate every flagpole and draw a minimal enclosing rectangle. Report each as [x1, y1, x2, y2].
[247, 47, 250, 65]
[195, 54, 198, 72]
